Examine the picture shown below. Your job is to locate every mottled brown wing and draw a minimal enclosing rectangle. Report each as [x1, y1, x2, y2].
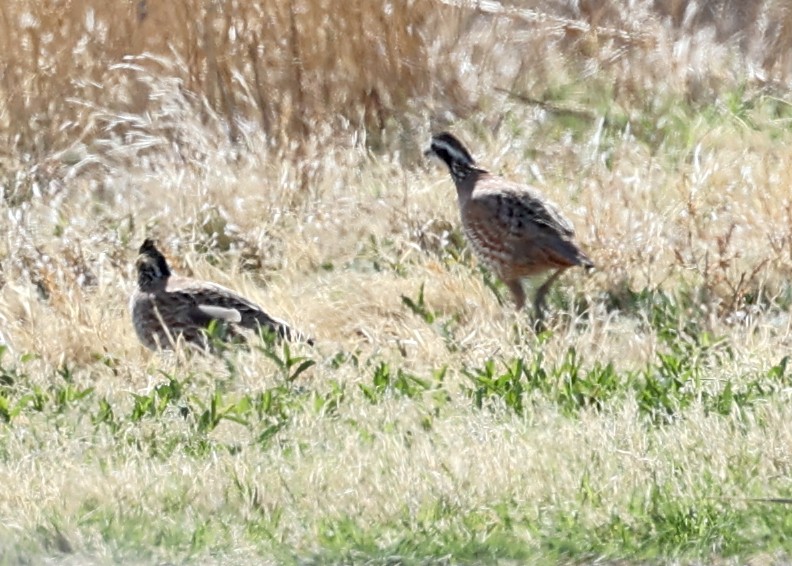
[131, 289, 220, 350]
[474, 177, 576, 238]
[464, 181, 589, 274]
[168, 277, 299, 342]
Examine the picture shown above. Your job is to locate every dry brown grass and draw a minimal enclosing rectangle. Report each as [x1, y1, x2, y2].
[1, 0, 792, 562]
[3, 0, 792, 161]
[0, 0, 466, 160]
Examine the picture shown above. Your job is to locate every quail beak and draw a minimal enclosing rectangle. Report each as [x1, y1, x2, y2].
[423, 146, 435, 158]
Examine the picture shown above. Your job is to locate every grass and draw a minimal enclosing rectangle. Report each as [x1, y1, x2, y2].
[2, 0, 792, 563]
[2, 337, 792, 564]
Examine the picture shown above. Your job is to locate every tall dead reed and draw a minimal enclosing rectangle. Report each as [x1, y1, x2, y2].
[2, 0, 792, 166]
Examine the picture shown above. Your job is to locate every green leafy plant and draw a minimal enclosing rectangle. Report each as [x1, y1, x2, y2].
[130, 376, 185, 422]
[257, 330, 315, 382]
[466, 357, 528, 415]
[401, 282, 435, 324]
[359, 361, 432, 404]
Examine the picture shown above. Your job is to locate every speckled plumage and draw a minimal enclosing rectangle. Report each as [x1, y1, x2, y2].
[130, 239, 312, 351]
[426, 132, 593, 319]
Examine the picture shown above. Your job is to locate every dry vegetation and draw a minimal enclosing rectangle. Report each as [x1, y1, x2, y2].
[2, 0, 792, 563]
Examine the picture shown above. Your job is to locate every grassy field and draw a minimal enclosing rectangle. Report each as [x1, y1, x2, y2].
[2, 0, 792, 563]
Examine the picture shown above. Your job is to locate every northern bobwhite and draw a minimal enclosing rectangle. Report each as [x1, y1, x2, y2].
[426, 132, 593, 321]
[130, 239, 312, 351]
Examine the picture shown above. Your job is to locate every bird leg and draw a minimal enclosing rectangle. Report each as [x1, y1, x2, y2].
[505, 279, 526, 310]
[533, 268, 565, 327]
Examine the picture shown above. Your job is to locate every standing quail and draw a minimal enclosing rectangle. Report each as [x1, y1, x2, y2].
[426, 132, 593, 322]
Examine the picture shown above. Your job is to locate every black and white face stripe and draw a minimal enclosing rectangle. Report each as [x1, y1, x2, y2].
[137, 239, 172, 289]
[428, 132, 475, 166]
[426, 132, 476, 183]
